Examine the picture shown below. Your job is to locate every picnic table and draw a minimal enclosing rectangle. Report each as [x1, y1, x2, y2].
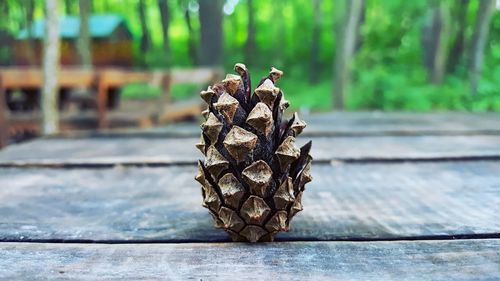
[0, 112, 499, 280]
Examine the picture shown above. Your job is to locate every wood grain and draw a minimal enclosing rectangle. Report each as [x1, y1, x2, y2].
[146, 111, 500, 137]
[1, 240, 499, 280]
[1, 135, 500, 166]
[1, 112, 499, 279]
[0, 67, 95, 88]
[0, 162, 498, 242]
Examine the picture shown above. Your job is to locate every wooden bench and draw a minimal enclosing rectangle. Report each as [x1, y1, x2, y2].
[95, 67, 222, 128]
[0, 67, 96, 146]
[156, 67, 223, 124]
[0, 67, 96, 111]
[0, 112, 498, 279]
[0, 67, 223, 147]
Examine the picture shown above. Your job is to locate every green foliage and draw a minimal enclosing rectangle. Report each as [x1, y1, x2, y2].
[2, 0, 499, 111]
[121, 83, 161, 100]
[346, 0, 500, 111]
[121, 82, 202, 101]
[280, 78, 332, 112]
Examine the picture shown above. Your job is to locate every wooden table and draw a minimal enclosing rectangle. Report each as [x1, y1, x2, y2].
[0, 112, 499, 280]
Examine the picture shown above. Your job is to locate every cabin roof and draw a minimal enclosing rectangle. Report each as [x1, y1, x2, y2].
[17, 14, 131, 39]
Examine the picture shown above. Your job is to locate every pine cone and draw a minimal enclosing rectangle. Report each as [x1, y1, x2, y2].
[195, 63, 312, 242]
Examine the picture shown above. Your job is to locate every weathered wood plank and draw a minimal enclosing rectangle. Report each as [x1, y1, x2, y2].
[0, 162, 498, 242]
[147, 112, 500, 137]
[1, 240, 499, 280]
[1, 135, 500, 166]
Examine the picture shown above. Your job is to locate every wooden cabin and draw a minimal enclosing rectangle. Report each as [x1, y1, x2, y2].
[14, 14, 133, 67]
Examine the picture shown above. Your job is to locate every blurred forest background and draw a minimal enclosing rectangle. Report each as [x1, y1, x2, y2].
[0, 0, 499, 112]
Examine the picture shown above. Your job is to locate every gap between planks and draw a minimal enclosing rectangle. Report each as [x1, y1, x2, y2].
[44, 129, 500, 139]
[1, 155, 500, 169]
[2, 232, 500, 245]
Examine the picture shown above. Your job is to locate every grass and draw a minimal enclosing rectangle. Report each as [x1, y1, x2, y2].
[119, 70, 500, 112]
[120, 73, 334, 113]
[122, 79, 332, 111]
[279, 79, 332, 112]
[121, 83, 203, 101]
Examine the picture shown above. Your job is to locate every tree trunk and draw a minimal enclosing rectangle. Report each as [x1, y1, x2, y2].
[158, 0, 171, 62]
[138, 0, 152, 54]
[469, 0, 495, 96]
[355, 0, 366, 52]
[244, 0, 256, 64]
[309, 0, 321, 84]
[77, 0, 92, 67]
[0, 2, 12, 65]
[447, 0, 469, 74]
[64, 0, 75, 15]
[421, 2, 450, 84]
[0, 0, 8, 26]
[183, 5, 197, 65]
[333, 0, 364, 110]
[42, 0, 61, 135]
[24, 0, 36, 65]
[198, 0, 224, 66]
